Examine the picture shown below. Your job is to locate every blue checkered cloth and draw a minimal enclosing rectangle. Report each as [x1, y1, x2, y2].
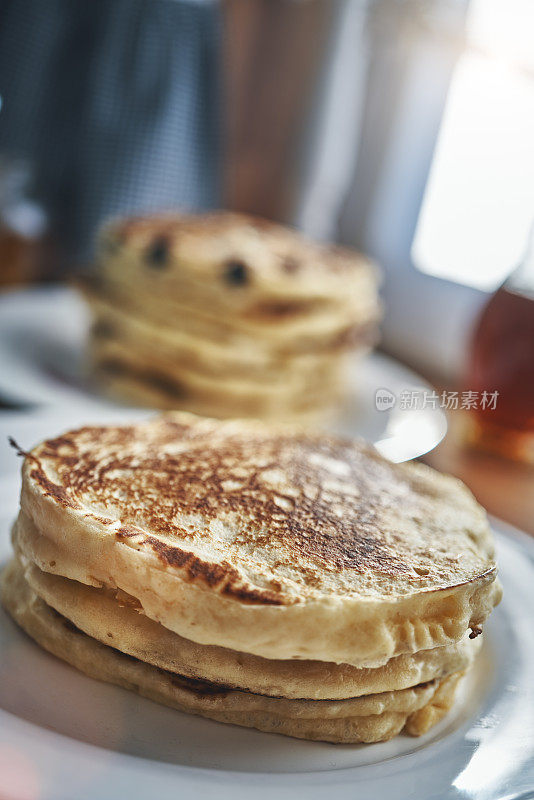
[0, 0, 221, 266]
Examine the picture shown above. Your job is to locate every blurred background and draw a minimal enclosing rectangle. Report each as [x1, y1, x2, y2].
[0, 0, 533, 528]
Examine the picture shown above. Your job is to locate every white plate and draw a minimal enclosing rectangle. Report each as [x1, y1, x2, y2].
[0, 503, 532, 800]
[0, 286, 446, 462]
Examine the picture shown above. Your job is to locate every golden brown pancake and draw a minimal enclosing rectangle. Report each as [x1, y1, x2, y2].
[17, 412, 501, 667]
[1, 558, 468, 744]
[96, 210, 379, 310]
[17, 552, 482, 701]
[83, 210, 381, 418]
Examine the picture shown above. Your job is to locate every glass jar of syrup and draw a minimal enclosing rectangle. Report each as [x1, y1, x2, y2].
[464, 226, 534, 463]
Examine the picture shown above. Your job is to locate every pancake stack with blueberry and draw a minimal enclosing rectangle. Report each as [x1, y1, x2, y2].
[83, 211, 380, 420]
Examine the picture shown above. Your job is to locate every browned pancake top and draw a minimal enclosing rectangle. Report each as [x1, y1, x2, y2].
[24, 414, 496, 604]
[98, 210, 372, 281]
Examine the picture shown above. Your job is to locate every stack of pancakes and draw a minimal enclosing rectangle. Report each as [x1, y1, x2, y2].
[82, 212, 380, 421]
[3, 414, 501, 744]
